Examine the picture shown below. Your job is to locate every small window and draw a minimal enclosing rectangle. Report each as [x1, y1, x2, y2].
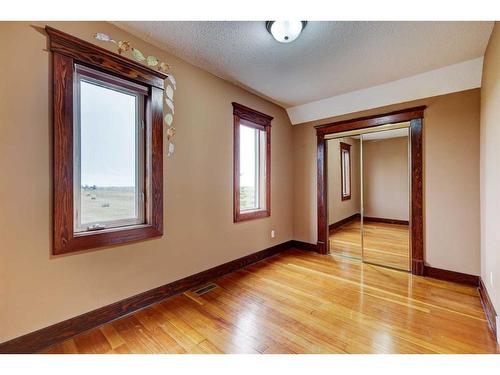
[340, 142, 351, 201]
[48, 27, 165, 255]
[232, 103, 272, 222]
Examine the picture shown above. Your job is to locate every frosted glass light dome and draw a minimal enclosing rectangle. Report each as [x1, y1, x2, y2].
[266, 21, 307, 43]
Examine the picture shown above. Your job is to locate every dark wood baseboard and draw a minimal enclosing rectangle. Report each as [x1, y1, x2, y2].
[412, 259, 424, 276]
[0, 240, 293, 354]
[3, 239, 494, 353]
[290, 240, 318, 252]
[363, 216, 409, 225]
[328, 213, 360, 231]
[479, 277, 497, 338]
[423, 265, 479, 286]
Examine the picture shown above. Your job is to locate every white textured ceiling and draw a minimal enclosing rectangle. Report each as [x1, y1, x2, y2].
[115, 21, 493, 108]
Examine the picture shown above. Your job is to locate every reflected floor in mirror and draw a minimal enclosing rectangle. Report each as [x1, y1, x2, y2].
[329, 219, 363, 260]
[329, 219, 410, 270]
[41, 249, 498, 354]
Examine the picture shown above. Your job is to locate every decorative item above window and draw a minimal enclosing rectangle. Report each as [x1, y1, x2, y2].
[93, 32, 177, 156]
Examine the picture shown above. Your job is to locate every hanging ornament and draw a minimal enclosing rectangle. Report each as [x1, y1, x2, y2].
[168, 142, 175, 156]
[165, 97, 175, 114]
[166, 85, 174, 100]
[167, 74, 177, 89]
[93, 32, 178, 156]
[146, 55, 159, 67]
[131, 48, 146, 61]
[166, 127, 176, 141]
[164, 113, 173, 126]
[93, 32, 114, 42]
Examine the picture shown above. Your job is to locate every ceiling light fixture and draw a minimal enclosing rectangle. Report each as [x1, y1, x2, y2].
[266, 21, 307, 43]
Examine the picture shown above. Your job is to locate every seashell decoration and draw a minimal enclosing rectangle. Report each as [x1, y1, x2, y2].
[93, 32, 177, 156]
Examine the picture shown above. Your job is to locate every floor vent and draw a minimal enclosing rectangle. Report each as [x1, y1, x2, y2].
[193, 283, 218, 296]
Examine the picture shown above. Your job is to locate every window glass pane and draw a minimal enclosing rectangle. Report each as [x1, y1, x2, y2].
[345, 154, 350, 193]
[342, 148, 350, 196]
[239, 124, 259, 210]
[79, 79, 139, 227]
[258, 129, 267, 208]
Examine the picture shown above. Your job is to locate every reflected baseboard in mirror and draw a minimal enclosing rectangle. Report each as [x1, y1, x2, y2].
[328, 213, 361, 231]
[363, 216, 409, 226]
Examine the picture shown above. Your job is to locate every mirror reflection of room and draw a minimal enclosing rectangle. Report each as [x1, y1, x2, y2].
[361, 127, 410, 270]
[327, 137, 362, 260]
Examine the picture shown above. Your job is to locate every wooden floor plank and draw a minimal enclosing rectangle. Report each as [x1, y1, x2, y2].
[39, 249, 499, 354]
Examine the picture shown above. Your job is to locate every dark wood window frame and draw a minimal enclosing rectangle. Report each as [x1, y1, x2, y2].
[47, 27, 165, 255]
[339, 142, 351, 201]
[232, 102, 272, 223]
[315, 106, 426, 275]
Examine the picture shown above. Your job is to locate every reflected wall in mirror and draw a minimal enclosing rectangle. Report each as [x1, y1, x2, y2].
[361, 127, 410, 270]
[327, 137, 362, 260]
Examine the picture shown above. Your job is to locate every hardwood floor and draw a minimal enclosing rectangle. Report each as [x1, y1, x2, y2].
[330, 219, 410, 270]
[41, 249, 498, 354]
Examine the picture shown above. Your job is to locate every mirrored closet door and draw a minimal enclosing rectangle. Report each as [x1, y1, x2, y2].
[361, 127, 410, 271]
[327, 136, 362, 260]
[327, 124, 411, 271]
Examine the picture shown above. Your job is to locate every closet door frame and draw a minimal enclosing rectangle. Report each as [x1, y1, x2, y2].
[315, 106, 426, 275]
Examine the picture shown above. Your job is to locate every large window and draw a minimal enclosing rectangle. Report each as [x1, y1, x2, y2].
[340, 142, 351, 201]
[232, 103, 272, 222]
[75, 65, 146, 233]
[48, 27, 164, 255]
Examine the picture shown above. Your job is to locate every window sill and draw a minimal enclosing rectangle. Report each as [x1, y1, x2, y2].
[234, 209, 270, 223]
[54, 224, 163, 255]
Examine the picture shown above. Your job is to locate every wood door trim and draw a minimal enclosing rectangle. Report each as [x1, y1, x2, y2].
[315, 106, 426, 275]
[315, 106, 426, 136]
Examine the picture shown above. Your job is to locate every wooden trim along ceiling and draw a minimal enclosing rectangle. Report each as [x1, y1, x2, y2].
[315, 106, 426, 275]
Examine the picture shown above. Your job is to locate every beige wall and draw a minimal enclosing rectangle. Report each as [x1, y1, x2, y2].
[327, 137, 361, 224]
[0, 21, 488, 344]
[0, 22, 294, 343]
[363, 137, 409, 221]
[480, 21, 500, 314]
[293, 89, 481, 275]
